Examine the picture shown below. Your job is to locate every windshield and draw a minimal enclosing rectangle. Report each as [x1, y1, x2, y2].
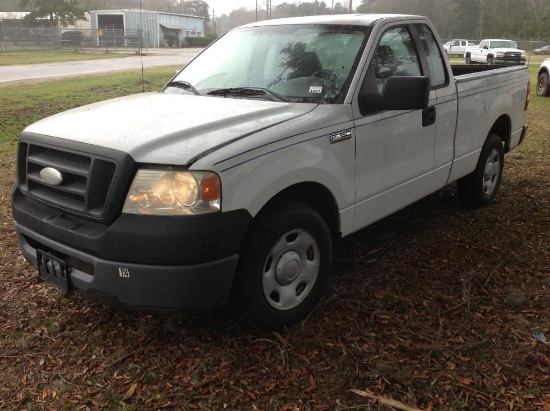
[490, 40, 517, 49]
[163, 24, 368, 104]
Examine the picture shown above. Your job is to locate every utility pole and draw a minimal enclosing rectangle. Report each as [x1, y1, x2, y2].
[348, 0, 353, 13]
[256, 0, 258, 21]
[212, 9, 215, 34]
[479, 0, 483, 39]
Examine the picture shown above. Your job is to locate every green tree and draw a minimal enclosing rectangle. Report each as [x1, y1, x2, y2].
[180, 0, 210, 23]
[332, 2, 349, 14]
[356, 0, 375, 13]
[2, 0, 22, 10]
[19, 0, 86, 24]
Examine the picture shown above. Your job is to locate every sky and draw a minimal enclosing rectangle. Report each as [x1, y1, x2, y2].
[207, 0, 279, 17]
[206, 0, 352, 17]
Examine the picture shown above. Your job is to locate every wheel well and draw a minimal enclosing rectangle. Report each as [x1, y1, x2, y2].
[539, 67, 549, 77]
[489, 115, 511, 152]
[256, 182, 340, 241]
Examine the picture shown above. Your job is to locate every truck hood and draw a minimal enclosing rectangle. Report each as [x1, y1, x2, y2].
[24, 92, 316, 164]
[492, 48, 523, 53]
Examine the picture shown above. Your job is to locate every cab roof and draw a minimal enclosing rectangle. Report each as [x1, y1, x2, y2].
[237, 14, 428, 30]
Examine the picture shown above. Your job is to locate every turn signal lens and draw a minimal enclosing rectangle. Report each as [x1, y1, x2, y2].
[200, 175, 221, 202]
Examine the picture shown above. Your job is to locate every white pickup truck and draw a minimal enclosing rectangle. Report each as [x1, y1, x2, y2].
[464, 39, 526, 65]
[443, 39, 470, 56]
[12, 14, 530, 330]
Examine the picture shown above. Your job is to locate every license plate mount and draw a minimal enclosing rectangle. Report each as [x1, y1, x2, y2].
[37, 250, 71, 293]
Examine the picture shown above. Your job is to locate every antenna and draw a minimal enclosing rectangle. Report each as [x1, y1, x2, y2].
[140, 0, 145, 93]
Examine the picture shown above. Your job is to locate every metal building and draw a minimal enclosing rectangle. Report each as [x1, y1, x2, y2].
[89, 9, 205, 48]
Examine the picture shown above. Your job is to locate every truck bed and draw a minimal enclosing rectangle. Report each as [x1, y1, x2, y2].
[450, 64, 526, 78]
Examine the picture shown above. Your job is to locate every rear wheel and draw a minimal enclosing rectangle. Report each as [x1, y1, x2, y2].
[457, 134, 504, 207]
[537, 72, 550, 97]
[231, 201, 332, 331]
[465, 55, 472, 64]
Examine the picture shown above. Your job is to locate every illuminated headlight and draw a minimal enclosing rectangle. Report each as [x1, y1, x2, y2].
[123, 169, 221, 215]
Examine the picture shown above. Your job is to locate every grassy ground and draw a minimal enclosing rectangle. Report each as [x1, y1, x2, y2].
[0, 67, 178, 145]
[1, 49, 546, 68]
[0, 68, 548, 410]
[0, 50, 138, 66]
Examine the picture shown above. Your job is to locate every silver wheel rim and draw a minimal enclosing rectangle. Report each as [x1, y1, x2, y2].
[538, 77, 547, 94]
[262, 229, 320, 311]
[483, 148, 501, 196]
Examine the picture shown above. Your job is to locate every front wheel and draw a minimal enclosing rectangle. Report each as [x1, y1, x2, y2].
[537, 72, 550, 97]
[231, 201, 332, 331]
[457, 134, 504, 207]
[487, 56, 494, 65]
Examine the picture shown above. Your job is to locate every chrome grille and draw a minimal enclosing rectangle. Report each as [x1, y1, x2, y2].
[18, 142, 117, 219]
[503, 52, 521, 61]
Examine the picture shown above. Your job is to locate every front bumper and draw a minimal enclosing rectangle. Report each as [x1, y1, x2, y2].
[494, 56, 526, 65]
[12, 187, 252, 311]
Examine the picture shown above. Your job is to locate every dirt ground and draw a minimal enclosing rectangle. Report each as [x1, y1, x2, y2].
[0, 106, 549, 410]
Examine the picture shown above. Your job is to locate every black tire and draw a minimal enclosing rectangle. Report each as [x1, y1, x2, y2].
[487, 56, 494, 65]
[465, 55, 472, 64]
[536, 72, 550, 97]
[457, 134, 504, 207]
[231, 201, 332, 331]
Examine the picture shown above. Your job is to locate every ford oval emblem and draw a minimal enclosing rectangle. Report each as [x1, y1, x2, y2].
[40, 167, 63, 186]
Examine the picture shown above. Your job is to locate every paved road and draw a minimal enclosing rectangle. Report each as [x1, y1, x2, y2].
[0, 48, 202, 84]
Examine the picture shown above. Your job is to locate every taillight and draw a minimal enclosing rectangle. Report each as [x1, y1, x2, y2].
[525, 80, 530, 111]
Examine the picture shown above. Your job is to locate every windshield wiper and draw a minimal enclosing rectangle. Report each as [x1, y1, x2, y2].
[207, 87, 287, 102]
[165, 80, 201, 96]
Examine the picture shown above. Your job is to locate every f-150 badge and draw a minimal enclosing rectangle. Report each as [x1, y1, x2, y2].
[330, 130, 352, 144]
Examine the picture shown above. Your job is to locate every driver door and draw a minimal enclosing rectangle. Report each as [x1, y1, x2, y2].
[352, 24, 437, 231]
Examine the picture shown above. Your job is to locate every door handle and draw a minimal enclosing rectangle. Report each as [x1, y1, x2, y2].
[422, 105, 436, 127]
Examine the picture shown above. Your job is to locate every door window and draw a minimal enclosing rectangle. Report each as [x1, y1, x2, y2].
[360, 26, 422, 113]
[415, 24, 447, 87]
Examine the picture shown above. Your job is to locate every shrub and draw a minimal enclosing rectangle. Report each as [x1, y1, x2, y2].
[184, 37, 214, 47]
[163, 33, 179, 47]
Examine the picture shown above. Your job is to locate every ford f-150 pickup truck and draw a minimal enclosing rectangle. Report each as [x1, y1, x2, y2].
[464, 39, 526, 65]
[12, 14, 530, 330]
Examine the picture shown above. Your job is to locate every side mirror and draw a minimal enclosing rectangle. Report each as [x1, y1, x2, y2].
[359, 76, 430, 115]
[483, 45, 489, 50]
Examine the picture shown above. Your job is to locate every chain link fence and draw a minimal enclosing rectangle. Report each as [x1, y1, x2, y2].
[0, 27, 148, 53]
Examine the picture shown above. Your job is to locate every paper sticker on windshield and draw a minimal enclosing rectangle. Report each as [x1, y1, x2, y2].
[309, 86, 323, 94]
